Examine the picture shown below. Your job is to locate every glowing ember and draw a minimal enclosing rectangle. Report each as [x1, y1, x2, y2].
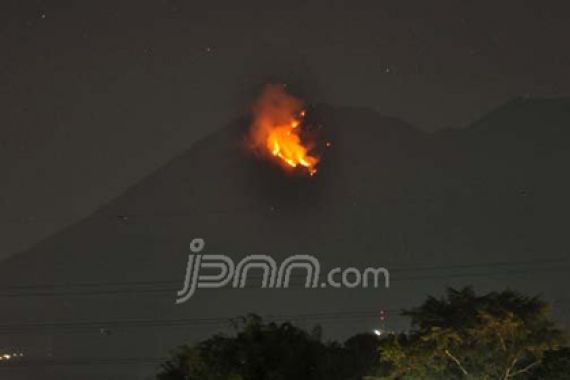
[249, 84, 319, 176]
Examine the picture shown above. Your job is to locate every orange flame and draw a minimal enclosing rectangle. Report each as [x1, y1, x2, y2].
[249, 85, 319, 176]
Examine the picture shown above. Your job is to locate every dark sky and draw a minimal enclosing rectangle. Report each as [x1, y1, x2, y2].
[1, 0, 570, 260]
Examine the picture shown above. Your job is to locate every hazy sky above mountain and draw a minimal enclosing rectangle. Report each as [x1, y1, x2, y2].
[1, 0, 570, 260]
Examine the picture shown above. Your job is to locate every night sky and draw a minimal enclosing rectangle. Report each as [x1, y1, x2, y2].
[1, 0, 570, 260]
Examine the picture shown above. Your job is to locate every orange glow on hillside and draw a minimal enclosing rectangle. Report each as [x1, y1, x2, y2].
[249, 85, 319, 175]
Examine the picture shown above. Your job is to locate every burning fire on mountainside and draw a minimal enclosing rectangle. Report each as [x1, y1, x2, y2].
[248, 84, 323, 176]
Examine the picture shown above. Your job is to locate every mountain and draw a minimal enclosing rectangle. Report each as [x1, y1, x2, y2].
[1, 98, 569, 380]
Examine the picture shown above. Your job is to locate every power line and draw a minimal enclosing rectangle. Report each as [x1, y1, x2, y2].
[0, 357, 166, 368]
[0, 268, 564, 297]
[0, 310, 397, 335]
[2, 298, 569, 335]
[0, 257, 565, 298]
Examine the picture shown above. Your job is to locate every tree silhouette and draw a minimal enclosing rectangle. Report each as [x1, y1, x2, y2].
[377, 287, 566, 379]
[157, 314, 382, 380]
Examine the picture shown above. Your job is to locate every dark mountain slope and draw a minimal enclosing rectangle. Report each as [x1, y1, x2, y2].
[1, 99, 569, 380]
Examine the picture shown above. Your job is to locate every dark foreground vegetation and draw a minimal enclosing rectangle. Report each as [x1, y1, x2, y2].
[157, 287, 569, 379]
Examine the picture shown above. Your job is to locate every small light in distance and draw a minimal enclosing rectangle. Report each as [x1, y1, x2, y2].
[373, 329, 382, 336]
[0, 352, 24, 361]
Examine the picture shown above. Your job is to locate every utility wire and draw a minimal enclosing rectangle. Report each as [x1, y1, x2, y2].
[0, 310, 398, 335]
[0, 257, 565, 298]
